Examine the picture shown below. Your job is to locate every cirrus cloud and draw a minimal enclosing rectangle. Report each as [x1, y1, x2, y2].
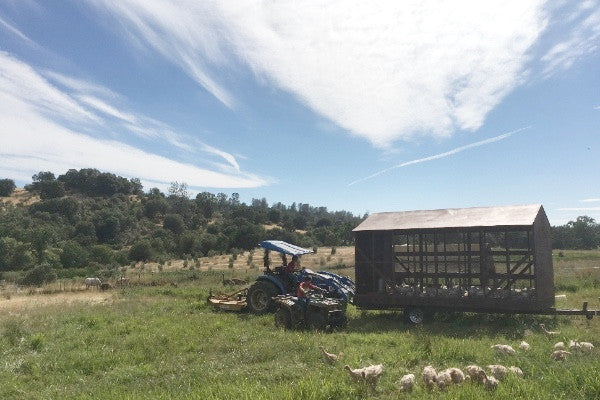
[86, 0, 551, 147]
[0, 51, 267, 189]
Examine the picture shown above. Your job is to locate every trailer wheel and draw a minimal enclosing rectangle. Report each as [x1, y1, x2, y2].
[274, 307, 292, 329]
[586, 313, 593, 320]
[405, 307, 425, 324]
[247, 281, 278, 314]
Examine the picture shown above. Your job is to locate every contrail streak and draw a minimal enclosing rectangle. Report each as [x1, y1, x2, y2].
[348, 126, 531, 186]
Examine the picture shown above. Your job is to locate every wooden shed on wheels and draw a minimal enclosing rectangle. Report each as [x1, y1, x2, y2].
[352, 204, 555, 318]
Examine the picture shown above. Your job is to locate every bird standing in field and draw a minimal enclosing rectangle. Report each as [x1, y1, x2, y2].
[492, 344, 517, 355]
[519, 341, 531, 351]
[539, 323, 560, 336]
[362, 364, 383, 386]
[344, 364, 383, 386]
[319, 346, 342, 364]
[551, 350, 571, 361]
[398, 373, 415, 392]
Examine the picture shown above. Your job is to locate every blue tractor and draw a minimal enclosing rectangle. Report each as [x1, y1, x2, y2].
[245, 240, 355, 314]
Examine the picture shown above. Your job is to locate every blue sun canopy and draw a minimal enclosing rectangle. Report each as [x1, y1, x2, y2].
[258, 240, 313, 256]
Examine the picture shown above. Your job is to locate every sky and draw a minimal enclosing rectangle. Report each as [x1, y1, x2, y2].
[0, 1, 598, 225]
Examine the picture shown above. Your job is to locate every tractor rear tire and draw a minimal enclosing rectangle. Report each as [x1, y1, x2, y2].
[247, 281, 278, 314]
[274, 307, 292, 329]
[330, 313, 348, 329]
[307, 311, 327, 331]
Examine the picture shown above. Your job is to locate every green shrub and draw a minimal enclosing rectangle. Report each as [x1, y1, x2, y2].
[129, 240, 153, 262]
[60, 241, 89, 268]
[0, 178, 16, 196]
[20, 263, 57, 286]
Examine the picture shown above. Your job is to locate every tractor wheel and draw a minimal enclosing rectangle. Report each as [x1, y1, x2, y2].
[274, 307, 292, 329]
[330, 313, 348, 330]
[307, 310, 327, 331]
[404, 307, 425, 324]
[247, 281, 278, 314]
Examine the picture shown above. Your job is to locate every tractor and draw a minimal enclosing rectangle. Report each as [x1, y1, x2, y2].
[245, 240, 355, 314]
[273, 293, 348, 330]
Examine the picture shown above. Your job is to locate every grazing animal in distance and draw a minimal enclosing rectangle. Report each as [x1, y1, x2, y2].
[554, 341, 566, 350]
[100, 282, 112, 291]
[319, 346, 342, 364]
[85, 277, 101, 289]
[399, 373, 415, 392]
[539, 323, 560, 336]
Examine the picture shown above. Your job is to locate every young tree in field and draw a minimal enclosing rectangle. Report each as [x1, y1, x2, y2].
[0, 178, 16, 196]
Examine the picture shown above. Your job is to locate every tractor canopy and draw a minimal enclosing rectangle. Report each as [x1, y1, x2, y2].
[258, 240, 313, 256]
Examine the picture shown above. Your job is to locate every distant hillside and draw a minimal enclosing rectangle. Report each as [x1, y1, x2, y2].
[0, 169, 363, 282]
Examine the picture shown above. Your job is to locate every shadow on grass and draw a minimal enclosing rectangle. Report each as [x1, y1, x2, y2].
[347, 310, 567, 338]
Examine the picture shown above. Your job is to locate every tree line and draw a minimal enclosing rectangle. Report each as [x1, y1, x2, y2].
[0, 169, 362, 283]
[1, 169, 598, 285]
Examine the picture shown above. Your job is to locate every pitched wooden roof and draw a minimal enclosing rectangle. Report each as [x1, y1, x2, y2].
[353, 204, 544, 231]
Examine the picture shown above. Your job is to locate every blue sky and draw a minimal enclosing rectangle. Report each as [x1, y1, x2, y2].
[0, 1, 598, 225]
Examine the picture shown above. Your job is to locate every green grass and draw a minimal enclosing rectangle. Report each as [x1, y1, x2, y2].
[1, 252, 599, 399]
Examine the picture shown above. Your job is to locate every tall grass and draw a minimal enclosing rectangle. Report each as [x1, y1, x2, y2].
[0, 250, 599, 399]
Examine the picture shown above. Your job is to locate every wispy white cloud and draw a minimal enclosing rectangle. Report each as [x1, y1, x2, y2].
[46, 64, 242, 169]
[541, 3, 600, 76]
[0, 14, 36, 45]
[556, 207, 600, 211]
[595, 105, 600, 110]
[85, 0, 548, 147]
[348, 127, 530, 186]
[0, 51, 266, 189]
[580, 198, 600, 203]
[77, 94, 138, 124]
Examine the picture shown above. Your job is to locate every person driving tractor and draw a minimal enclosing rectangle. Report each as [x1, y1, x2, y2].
[297, 276, 325, 307]
[287, 255, 299, 272]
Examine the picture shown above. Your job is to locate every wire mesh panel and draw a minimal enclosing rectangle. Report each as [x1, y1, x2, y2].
[353, 205, 554, 311]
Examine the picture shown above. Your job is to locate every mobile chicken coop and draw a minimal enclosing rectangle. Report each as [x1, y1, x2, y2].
[353, 204, 596, 323]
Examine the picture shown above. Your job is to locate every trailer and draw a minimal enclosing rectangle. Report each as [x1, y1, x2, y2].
[353, 204, 598, 323]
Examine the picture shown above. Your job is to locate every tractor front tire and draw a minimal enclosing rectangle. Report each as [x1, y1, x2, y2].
[274, 307, 292, 329]
[404, 307, 425, 324]
[247, 281, 278, 314]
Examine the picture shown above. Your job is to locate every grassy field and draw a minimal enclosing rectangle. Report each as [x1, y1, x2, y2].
[1, 248, 599, 399]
